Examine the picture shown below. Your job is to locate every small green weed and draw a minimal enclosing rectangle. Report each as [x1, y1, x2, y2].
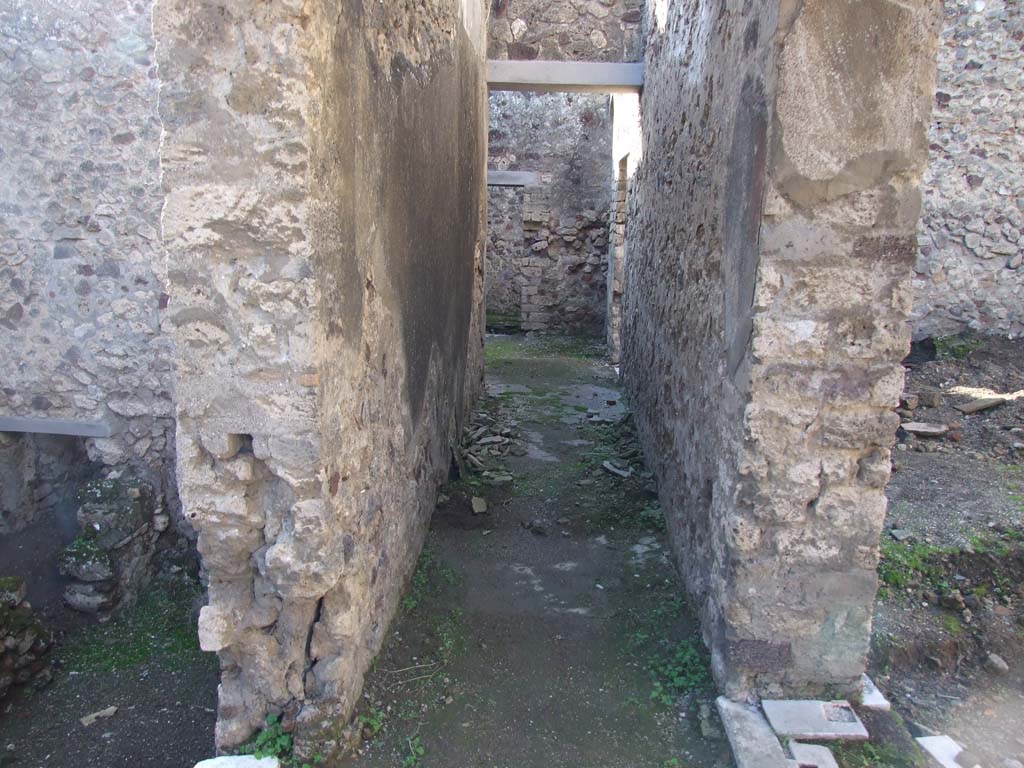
[434, 608, 466, 661]
[402, 545, 460, 612]
[238, 715, 323, 768]
[401, 734, 425, 768]
[358, 706, 387, 737]
[649, 637, 713, 706]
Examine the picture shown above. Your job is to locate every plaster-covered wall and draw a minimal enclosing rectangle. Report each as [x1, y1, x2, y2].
[0, 0, 175, 497]
[914, 0, 1024, 338]
[156, 0, 487, 754]
[623, 0, 941, 700]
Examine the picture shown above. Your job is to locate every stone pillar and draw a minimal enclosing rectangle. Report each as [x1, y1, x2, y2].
[155, 0, 487, 754]
[622, 0, 942, 701]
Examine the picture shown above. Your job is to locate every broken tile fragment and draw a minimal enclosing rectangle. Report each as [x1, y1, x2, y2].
[916, 735, 968, 768]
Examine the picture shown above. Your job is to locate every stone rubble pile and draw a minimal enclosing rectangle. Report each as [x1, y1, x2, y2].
[58, 476, 167, 617]
[0, 576, 52, 701]
[460, 410, 526, 482]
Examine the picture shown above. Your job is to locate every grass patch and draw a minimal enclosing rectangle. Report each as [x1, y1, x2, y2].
[60, 578, 208, 673]
[623, 580, 712, 707]
[876, 539, 952, 596]
[934, 332, 981, 360]
[831, 741, 926, 768]
[940, 613, 964, 636]
[483, 333, 605, 365]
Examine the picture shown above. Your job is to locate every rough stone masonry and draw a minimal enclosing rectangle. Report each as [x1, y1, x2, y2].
[622, 0, 942, 700]
[487, 91, 613, 333]
[913, 0, 1024, 338]
[0, 0, 175, 504]
[155, 0, 487, 754]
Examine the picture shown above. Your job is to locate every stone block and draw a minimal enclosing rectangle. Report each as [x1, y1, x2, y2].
[859, 674, 890, 712]
[761, 700, 869, 741]
[788, 742, 839, 768]
[916, 735, 969, 768]
[716, 697, 793, 768]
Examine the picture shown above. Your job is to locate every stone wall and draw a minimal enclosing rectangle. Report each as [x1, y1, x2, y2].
[0, 0, 175, 499]
[155, 0, 487, 755]
[485, 186, 524, 318]
[913, 0, 1024, 338]
[488, 0, 643, 61]
[487, 91, 612, 333]
[622, 0, 941, 700]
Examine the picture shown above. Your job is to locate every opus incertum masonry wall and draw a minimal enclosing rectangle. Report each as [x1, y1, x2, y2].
[622, 0, 942, 699]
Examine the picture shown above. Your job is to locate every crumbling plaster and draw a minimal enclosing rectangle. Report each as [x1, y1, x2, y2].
[155, 0, 487, 754]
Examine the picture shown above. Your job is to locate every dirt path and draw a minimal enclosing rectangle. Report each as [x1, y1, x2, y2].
[345, 335, 728, 768]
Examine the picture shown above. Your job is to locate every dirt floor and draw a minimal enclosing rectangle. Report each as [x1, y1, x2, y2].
[342, 335, 729, 768]
[0, 526, 217, 768]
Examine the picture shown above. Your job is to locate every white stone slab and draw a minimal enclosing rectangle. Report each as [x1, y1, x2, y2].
[716, 696, 793, 768]
[762, 700, 869, 741]
[901, 421, 949, 437]
[487, 169, 539, 187]
[861, 674, 891, 712]
[194, 758, 280, 768]
[0, 414, 112, 438]
[487, 60, 644, 94]
[916, 735, 965, 768]
[789, 741, 840, 768]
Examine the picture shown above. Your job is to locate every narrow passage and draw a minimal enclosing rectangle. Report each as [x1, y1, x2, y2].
[346, 335, 728, 768]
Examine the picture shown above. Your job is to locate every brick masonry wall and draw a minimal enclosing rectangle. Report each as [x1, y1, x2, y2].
[913, 0, 1024, 338]
[0, 0, 175, 499]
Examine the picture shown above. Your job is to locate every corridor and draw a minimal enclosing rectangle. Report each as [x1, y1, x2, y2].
[347, 335, 727, 768]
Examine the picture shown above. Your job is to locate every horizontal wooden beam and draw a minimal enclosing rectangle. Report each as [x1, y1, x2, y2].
[488, 60, 643, 94]
[487, 170, 539, 187]
[0, 415, 113, 438]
